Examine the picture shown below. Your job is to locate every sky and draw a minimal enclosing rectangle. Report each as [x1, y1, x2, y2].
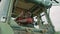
[0, 0, 60, 31]
[50, 6, 60, 31]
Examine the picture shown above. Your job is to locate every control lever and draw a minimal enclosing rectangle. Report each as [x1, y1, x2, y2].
[54, 0, 59, 3]
[51, 0, 59, 3]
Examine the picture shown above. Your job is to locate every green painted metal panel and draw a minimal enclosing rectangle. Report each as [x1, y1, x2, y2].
[0, 23, 14, 34]
[10, 18, 19, 26]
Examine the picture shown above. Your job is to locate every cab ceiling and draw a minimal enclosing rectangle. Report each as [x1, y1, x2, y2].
[12, 0, 45, 17]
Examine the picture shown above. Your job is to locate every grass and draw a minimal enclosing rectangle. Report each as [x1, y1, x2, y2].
[55, 31, 60, 34]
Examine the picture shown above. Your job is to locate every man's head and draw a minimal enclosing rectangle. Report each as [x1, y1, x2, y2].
[24, 11, 31, 18]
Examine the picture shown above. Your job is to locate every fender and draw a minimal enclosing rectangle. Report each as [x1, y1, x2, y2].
[0, 23, 14, 34]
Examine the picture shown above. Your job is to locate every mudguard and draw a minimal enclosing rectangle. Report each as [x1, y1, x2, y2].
[0, 23, 14, 34]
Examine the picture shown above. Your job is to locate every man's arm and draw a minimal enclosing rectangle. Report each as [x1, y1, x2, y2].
[16, 18, 33, 23]
[16, 19, 27, 23]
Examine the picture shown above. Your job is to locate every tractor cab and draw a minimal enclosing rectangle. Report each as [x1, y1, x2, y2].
[0, 0, 55, 34]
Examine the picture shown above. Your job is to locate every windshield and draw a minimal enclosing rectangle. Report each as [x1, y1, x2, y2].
[0, 0, 10, 22]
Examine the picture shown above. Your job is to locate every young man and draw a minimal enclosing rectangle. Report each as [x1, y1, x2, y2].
[15, 11, 34, 27]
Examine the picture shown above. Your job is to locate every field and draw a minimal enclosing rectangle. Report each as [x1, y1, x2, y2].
[55, 32, 60, 34]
